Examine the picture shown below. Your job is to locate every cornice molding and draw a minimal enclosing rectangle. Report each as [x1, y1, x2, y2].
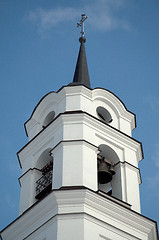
[1, 188, 157, 240]
[17, 111, 143, 168]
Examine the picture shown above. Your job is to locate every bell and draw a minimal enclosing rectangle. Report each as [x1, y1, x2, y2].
[98, 160, 112, 184]
[109, 164, 116, 175]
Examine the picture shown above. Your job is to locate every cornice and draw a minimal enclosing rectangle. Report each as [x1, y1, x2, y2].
[62, 113, 142, 162]
[1, 188, 158, 240]
[17, 110, 143, 168]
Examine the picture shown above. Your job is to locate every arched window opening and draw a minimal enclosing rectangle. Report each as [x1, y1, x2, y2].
[97, 144, 119, 195]
[42, 111, 55, 129]
[96, 106, 112, 124]
[35, 149, 53, 200]
[97, 154, 115, 184]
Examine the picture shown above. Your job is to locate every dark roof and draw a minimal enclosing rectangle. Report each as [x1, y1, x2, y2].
[70, 36, 91, 88]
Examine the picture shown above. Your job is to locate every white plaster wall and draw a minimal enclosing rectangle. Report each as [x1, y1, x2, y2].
[20, 154, 33, 175]
[83, 217, 139, 240]
[18, 121, 62, 213]
[19, 111, 142, 214]
[25, 86, 135, 140]
[19, 170, 34, 215]
[26, 119, 40, 140]
[83, 122, 96, 143]
[52, 141, 98, 191]
[62, 142, 84, 186]
[56, 90, 66, 116]
[66, 94, 82, 110]
[125, 164, 141, 213]
[63, 120, 84, 140]
[124, 148, 138, 167]
[64, 85, 92, 114]
[57, 216, 84, 240]
[119, 117, 132, 136]
[111, 164, 124, 201]
[19, 85, 140, 216]
[19, 119, 63, 174]
[51, 143, 64, 190]
[26, 217, 58, 240]
[83, 142, 98, 191]
[19, 168, 42, 214]
[80, 94, 93, 114]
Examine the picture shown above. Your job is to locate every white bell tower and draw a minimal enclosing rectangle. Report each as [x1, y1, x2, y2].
[1, 14, 158, 240]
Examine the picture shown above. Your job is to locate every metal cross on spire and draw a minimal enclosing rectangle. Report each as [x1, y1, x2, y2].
[77, 14, 88, 37]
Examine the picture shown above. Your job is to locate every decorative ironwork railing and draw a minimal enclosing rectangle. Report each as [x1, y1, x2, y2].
[35, 171, 52, 199]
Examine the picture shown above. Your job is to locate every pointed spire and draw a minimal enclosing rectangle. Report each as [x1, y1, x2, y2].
[70, 14, 91, 88]
[72, 36, 91, 88]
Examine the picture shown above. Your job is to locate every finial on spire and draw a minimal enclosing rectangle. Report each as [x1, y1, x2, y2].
[77, 14, 88, 38]
[69, 13, 90, 88]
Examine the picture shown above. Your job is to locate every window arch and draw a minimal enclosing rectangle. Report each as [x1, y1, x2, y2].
[98, 144, 119, 164]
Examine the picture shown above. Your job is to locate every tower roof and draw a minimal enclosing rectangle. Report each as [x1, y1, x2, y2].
[71, 36, 91, 88]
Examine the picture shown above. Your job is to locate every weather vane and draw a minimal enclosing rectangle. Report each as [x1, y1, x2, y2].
[77, 14, 88, 37]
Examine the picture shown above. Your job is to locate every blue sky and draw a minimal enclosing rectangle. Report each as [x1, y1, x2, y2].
[0, 0, 159, 231]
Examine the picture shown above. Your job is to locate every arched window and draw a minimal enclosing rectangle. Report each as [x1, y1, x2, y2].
[43, 111, 55, 129]
[97, 144, 119, 195]
[96, 106, 112, 123]
[35, 149, 53, 199]
[98, 144, 119, 164]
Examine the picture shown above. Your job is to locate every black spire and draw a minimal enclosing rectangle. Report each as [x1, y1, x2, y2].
[69, 14, 91, 88]
[72, 36, 91, 88]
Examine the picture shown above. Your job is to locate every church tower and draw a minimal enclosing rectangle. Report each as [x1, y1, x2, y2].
[1, 14, 158, 240]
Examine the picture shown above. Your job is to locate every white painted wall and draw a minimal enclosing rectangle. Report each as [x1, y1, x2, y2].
[25, 86, 135, 140]
[51, 141, 98, 191]
[18, 85, 142, 215]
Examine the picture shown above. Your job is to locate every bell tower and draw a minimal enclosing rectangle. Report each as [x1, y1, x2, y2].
[1, 14, 158, 240]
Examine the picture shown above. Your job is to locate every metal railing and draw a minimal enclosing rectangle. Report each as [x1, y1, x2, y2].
[35, 171, 52, 199]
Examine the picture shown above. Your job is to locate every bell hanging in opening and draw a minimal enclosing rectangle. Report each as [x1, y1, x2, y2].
[98, 160, 112, 184]
[109, 164, 116, 176]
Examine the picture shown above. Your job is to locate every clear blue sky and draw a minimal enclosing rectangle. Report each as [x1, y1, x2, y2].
[0, 0, 159, 231]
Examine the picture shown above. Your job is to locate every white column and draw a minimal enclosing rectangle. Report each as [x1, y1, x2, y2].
[51, 141, 98, 191]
